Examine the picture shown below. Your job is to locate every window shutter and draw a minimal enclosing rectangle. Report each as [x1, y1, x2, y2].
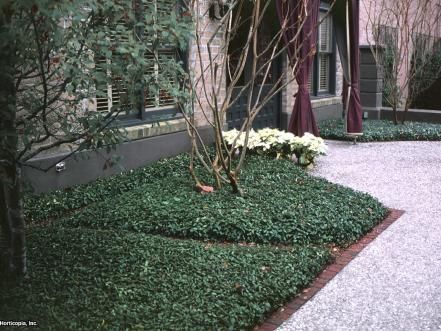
[319, 13, 331, 52]
[308, 65, 313, 93]
[158, 49, 177, 107]
[314, 10, 332, 94]
[95, 57, 111, 112]
[95, 11, 133, 113]
[144, 0, 177, 110]
[379, 25, 398, 49]
[144, 51, 157, 108]
[308, 10, 333, 95]
[95, 0, 178, 115]
[157, 0, 177, 23]
[318, 54, 329, 92]
[143, 50, 177, 110]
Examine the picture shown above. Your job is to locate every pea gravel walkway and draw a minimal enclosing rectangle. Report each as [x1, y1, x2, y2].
[278, 140, 441, 331]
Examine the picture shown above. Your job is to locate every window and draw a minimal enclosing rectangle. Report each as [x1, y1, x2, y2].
[377, 25, 398, 106]
[410, 33, 441, 101]
[378, 25, 398, 48]
[94, 0, 183, 124]
[308, 3, 336, 97]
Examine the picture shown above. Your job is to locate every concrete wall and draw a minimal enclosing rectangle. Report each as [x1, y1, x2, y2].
[281, 96, 343, 130]
[24, 125, 214, 193]
[380, 108, 441, 123]
[359, 46, 383, 119]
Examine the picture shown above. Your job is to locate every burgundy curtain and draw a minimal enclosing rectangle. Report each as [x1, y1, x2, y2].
[346, 0, 362, 133]
[276, 0, 320, 137]
[333, 0, 362, 134]
[342, 76, 348, 111]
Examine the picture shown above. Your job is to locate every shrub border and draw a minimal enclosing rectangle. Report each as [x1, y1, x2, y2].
[254, 209, 405, 331]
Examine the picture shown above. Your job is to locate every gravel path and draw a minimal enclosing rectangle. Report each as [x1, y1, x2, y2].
[278, 140, 441, 331]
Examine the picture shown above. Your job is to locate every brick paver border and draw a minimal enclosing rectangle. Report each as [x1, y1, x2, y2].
[254, 209, 405, 331]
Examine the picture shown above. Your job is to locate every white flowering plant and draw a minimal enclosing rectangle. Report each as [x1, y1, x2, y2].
[223, 128, 327, 166]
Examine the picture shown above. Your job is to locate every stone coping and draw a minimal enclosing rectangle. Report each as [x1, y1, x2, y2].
[311, 96, 342, 109]
[125, 118, 188, 140]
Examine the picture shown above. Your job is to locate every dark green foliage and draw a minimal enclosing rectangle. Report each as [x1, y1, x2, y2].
[410, 39, 441, 107]
[16, 153, 390, 329]
[28, 155, 387, 247]
[24, 154, 191, 222]
[319, 119, 441, 142]
[0, 226, 331, 331]
[1, 0, 193, 278]
[5, 0, 192, 162]
[382, 45, 399, 108]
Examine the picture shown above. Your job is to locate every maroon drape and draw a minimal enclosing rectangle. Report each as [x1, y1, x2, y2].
[346, 0, 362, 133]
[333, 0, 362, 133]
[276, 0, 320, 137]
[342, 76, 348, 111]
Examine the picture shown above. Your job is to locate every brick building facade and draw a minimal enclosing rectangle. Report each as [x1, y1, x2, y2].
[25, 0, 345, 193]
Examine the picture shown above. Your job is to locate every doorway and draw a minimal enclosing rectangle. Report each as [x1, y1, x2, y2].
[226, 2, 282, 130]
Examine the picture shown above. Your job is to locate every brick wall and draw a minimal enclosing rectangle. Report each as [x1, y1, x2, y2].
[188, 0, 226, 128]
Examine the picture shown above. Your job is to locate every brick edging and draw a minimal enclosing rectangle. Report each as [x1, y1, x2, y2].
[254, 209, 405, 331]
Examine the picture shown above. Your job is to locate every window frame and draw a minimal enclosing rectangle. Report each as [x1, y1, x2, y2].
[310, 1, 336, 99]
[95, 0, 187, 128]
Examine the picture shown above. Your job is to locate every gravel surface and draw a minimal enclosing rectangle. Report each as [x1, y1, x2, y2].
[278, 140, 441, 331]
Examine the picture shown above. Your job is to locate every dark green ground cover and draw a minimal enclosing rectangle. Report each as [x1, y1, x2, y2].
[23, 155, 191, 223]
[319, 119, 441, 142]
[2, 153, 388, 330]
[0, 227, 330, 331]
[55, 156, 386, 246]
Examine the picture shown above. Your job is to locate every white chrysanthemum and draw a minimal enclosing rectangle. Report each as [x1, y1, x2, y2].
[222, 129, 239, 146]
[258, 128, 279, 138]
[289, 135, 304, 151]
[246, 130, 260, 150]
[223, 128, 327, 163]
[222, 129, 262, 150]
[277, 131, 295, 144]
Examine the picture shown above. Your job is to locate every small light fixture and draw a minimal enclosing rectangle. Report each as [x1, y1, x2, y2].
[55, 161, 66, 172]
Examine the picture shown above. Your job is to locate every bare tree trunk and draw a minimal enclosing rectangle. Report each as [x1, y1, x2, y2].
[185, 0, 310, 194]
[226, 171, 240, 194]
[392, 105, 398, 125]
[0, 110, 27, 279]
[5, 166, 27, 277]
[402, 101, 410, 124]
[211, 155, 223, 190]
[0, 182, 11, 277]
[0, 166, 27, 279]
[0, 8, 27, 279]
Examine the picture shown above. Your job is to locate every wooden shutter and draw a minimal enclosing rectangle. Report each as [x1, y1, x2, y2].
[95, 57, 111, 112]
[143, 0, 177, 111]
[158, 48, 176, 107]
[379, 25, 398, 48]
[319, 12, 331, 53]
[318, 12, 332, 93]
[318, 54, 329, 92]
[308, 65, 313, 93]
[95, 11, 132, 113]
[95, 0, 178, 114]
